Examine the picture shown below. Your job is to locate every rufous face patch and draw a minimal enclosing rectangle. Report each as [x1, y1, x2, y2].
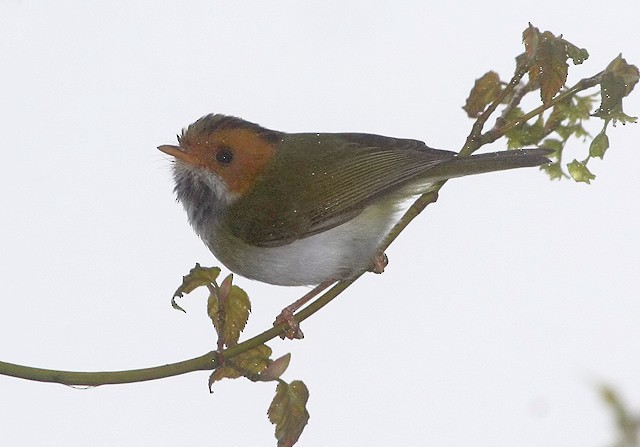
[172, 127, 277, 196]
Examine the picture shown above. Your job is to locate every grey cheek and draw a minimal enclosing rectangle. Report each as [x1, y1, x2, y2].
[172, 166, 228, 235]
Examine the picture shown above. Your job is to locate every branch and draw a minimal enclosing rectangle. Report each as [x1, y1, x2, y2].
[0, 353, 215, 386]
[460, 59, 531, 157]
[483, 71, 604, 144]
[0, 279, 363, 385]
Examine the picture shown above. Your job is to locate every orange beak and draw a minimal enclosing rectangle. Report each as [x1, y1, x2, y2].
[158, 144, 198, 165]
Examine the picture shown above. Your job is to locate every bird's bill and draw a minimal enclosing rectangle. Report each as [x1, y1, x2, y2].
[157, 144, 197, 164]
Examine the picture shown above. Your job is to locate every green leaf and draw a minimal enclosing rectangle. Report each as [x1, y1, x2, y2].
[608, 54, 640, 97]
[208, 344, 272, 390]
[463, 71, 502, 118]
[565, 41, 589, 65]
[572, 124, 591, 139]
[574, 94, 597, 120]
[506, 114, 544, 149]
[567, 159, 596, 184]
[553, 122, 589, 141]
[268, 380, 310, 447]
[207, 278, 251, 347]
[544, 101, 569, 133]
[540, 162, 566, 180]
[589, 132, 610, 159]
[593, 55, 639, 124]
[541, 138, 563, 155]
[171, 264, 221, 311]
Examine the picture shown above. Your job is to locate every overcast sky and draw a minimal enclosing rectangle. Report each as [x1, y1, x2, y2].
[1, 1, 639, 446]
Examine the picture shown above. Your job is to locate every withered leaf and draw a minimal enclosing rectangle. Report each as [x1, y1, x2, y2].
[463, 71, 502, 118]
[535, 31, 568, 105]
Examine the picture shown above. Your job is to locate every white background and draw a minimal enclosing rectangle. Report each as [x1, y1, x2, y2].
[1, 1, 639, 446]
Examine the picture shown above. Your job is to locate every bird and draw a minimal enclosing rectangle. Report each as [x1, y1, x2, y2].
[159, 114, 550, 337]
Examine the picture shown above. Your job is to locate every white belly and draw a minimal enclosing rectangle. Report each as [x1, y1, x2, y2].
[205, 198, 404, 286]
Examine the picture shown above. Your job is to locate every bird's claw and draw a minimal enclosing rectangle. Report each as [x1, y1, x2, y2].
[369, 252, 389, 274]
[274, 308, 305, 340]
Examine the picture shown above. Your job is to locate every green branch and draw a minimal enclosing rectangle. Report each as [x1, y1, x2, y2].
[0, 353, 215, 386]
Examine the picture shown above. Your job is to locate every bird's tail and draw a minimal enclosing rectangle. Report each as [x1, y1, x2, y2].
[427, 148, 553, 180]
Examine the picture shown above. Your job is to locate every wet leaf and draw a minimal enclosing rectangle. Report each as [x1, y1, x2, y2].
[544, 101, 569, 133]
[171, 264, 221, 311]
[572, 94, 596, 120]
[463, 71, 502, 118]
[208, 344, 272, 390]
[607, 54, 640, 97]
[506, 115, 544, 149]
[589, 132, 610, 159]
[268, 380, 310, 447]
[535, 31, 568, 105]
[540, 161, 566, 180]
[522, 23, 540, 62]
[593, 55, 639, 124]
[260, 353, 292, 382]
[541, 138, 563, 156]
[565, 41, 589, 65]
[567, 159, 596, 184]
[522, 26, 590, 106]
[208, 277, 251, 347]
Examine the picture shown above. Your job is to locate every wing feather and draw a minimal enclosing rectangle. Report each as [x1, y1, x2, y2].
[225, 133, 455, 246]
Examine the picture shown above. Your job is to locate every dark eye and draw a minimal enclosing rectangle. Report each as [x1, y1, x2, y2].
[215, 146, 234, 165]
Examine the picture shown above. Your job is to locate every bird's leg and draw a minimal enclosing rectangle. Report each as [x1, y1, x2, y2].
[275, 253, 388, 339]
[275, 280, 334, 340]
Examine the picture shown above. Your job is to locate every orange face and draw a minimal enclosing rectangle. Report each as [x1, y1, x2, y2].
[159, 126, 277, 196]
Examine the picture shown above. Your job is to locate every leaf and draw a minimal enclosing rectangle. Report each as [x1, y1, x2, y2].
[172, 263, 221, 297]
[567, 159, 596, 184]
[522, 26, 589, 106]
[268, 380, 310, 447]
[535, 31, 568, 105]
[565, 41, 589, 65]
[553, 123, 586, 141]
[208, 344, 272, 390]
[593, 54, 639, 124]
[541, 138, 563, 156]
[208, 277, 251, 347]
[506, 114, 544, 149]
[463, 71, 502, 118]
[544, 101, 569, 133]
[599, 385, 640, 447]
[540, 162, 566, 181]
[608, 54, 640, 97]
[522, 23, 540, 62]
[260, 353, 292, 382]
[171, 264, 221, 311]
[572, 94, 596, 121]
[589, 132, 609, 159]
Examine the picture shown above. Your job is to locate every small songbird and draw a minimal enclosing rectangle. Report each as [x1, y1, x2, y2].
[159, 114, 550, 289]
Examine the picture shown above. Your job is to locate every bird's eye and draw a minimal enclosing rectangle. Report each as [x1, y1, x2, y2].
[215, 146, 234, 165]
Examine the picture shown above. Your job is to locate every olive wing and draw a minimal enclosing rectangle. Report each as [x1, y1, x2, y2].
[225, 133, 455, 247]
